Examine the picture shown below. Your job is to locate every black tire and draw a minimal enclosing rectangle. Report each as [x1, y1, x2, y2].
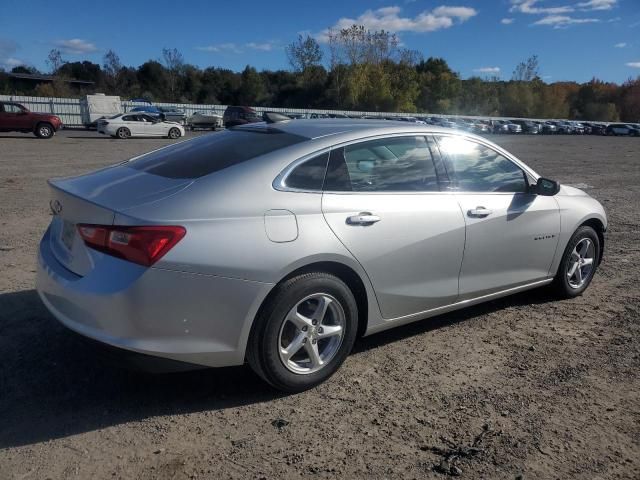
[551, 226, 600, 299]
[116, 127, 131, 139]
[34, 122, 54, 139]
[168, 127, 181, 139]
[247, 272, 358, 392]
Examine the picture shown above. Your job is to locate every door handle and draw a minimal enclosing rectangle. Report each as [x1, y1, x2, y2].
[467, 206, 493, 218]
[347, 212, 381, 225]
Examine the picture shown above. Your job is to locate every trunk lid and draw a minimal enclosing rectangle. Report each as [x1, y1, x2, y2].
[48, 164, 193, 276]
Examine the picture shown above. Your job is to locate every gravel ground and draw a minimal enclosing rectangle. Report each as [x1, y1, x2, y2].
[0, 130, 638, 480]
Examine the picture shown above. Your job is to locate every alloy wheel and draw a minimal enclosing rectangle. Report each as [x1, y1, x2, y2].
[277, 293, 345, 374]
[566, 238, 595, 289]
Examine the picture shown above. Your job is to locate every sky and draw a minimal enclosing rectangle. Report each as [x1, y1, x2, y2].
[1, 0, 639, 84]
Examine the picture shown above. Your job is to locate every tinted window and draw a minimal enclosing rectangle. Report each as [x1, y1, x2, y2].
[435, 136, 527, 193]
[324, 136, 439, 192]
[129, 130, 307, 179]
[284, 152, 329, 191]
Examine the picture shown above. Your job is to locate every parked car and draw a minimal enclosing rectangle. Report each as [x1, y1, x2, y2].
[511, 120, 540, 134]
[491, 120, 522, 134]
[130, 105, 161, 116]
[187, 111, 224, 130]
[0, 101, 63, 138]
[583, 122, 606, 135]
[541, 121, 558, 134]
[157, 106, 187, 124]
[570, 122, 585, 135]
[605, 123, 640, 136]
[37, 120, 607, 392]
[223, 106, 262, 128]
[97, 113, 185, 139]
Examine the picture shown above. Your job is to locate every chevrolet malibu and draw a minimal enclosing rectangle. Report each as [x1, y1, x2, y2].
[37, 120, 606, 392]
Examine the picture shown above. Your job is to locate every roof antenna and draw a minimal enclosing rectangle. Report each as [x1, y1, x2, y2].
[263, 111, 291, 124]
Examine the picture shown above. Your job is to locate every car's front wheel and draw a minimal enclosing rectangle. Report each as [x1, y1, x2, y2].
[552, 226, 600, 298]
[34, 122, 54, 139]
[168, 127, 181, 139]
[247, 273, 358, 392]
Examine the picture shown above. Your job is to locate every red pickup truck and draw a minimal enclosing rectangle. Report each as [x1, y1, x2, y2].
[0, 101, 63, 138]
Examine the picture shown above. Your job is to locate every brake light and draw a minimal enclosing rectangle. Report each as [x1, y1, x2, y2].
[77, 224, 186, 266]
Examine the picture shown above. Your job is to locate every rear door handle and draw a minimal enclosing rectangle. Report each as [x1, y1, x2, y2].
[347, 212, 381, 225]
[467, 206, 493, 218]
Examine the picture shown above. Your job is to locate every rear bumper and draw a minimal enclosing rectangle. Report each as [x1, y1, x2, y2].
[36, 227, 273, 368]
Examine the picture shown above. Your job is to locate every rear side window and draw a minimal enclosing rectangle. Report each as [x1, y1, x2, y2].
[129, 130, 307, 179]
[324, 136, 440, 192]
[284, 152, 329, 191]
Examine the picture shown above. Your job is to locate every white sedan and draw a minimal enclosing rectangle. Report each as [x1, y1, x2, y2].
[97, 113, 185, 139]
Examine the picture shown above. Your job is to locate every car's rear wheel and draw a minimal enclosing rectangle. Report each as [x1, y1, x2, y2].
[34, 122, 54, 139]
[116, 127, 131, 139]
[247, 273, 358, 392]
[168, 127, 181, 139]
[551, 226, 600, 298]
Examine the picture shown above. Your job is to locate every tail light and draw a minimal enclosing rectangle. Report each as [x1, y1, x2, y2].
[77, 224, 186, 266]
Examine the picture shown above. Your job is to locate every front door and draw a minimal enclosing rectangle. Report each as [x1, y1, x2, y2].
[434, 135, 560, 300]
[321, 135, 466, 319]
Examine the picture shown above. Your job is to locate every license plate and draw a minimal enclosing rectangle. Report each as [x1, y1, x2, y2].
[61, 220, 76, 251]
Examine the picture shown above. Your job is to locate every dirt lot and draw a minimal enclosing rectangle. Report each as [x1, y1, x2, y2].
[0, 130, 638, 479]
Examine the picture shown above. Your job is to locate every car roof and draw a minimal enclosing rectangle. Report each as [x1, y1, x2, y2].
[232, 118, 474, 141]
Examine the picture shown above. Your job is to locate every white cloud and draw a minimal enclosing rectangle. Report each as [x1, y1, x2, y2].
[196, 43, 243, 54]
[533, 14, 600, 28]
[53, 38, 97, 55]
[245, 42, 275, 52]
[317, 5, 477, 42]
[473, 67, 501, 73]
[626, 62, 640, 68]
[614, 42, 627, 48]
[576, 0, 617, 11]
[501, 18, 515, 24]
[510, 0, 574, 15]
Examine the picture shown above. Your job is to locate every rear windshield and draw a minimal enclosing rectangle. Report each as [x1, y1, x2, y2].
[128, 129, 307, 179]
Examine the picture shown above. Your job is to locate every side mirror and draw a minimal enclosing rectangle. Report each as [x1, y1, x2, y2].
[533, 177, 560, 196]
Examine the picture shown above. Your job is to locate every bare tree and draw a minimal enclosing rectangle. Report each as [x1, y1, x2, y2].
[102, 49, 122, 91]
[46, 49, 64, 74]
[512, 55, 540, 82]
[103, 49, 122, 78]
[162, 47, 184, 100]
[285, 34, 322, 72]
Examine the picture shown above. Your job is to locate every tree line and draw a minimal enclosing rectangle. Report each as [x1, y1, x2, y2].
[1, 25, 638, 122]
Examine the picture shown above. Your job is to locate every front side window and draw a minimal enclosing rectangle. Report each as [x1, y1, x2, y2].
[324, 136, 439, 192]
[435, 136, 527, 193]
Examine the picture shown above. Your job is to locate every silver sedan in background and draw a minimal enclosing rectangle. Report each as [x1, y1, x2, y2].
[37, 120, 606, 391]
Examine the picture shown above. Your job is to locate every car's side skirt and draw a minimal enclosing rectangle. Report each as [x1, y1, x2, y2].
[365, 278, 553, 336]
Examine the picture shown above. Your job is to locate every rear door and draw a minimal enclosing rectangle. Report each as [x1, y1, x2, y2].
[321, 135, 466, 319]
[434, 135, 560, 300]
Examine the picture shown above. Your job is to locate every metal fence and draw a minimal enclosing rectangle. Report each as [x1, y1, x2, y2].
[1, 94, 550, 126]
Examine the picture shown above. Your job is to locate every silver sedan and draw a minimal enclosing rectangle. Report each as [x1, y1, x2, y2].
[37, 120, 607, 391]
